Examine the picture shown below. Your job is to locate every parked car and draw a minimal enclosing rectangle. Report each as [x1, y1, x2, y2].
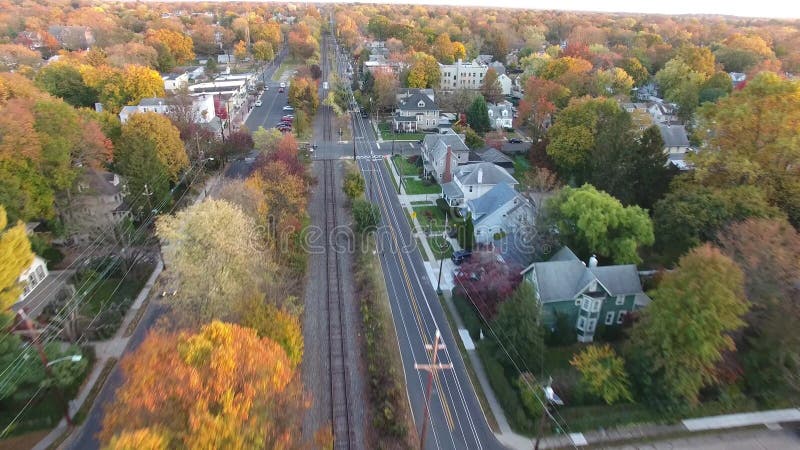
[360, 109, 368, 118]
[451, 250, 473, 265]
[278, 87, 284, 93]
[254, 100, 263, 107]
[508, 138, 523, 144]
[283, 105, 294, 112]
[280, 82, 286, 88]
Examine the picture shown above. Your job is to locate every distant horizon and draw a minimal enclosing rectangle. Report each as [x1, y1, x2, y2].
[142, 0, 800, 20]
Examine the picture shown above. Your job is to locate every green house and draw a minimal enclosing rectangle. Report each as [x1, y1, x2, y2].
[520, 247, 651, 343]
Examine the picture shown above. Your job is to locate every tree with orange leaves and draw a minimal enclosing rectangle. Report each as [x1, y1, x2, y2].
[145, 29, 195, 64]
[100, 321, 308, 449]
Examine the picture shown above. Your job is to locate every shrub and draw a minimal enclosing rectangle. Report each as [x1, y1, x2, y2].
[352, 199, 380, 232]
[477, 341, 535, 434]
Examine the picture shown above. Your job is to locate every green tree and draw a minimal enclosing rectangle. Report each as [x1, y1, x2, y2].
[352, 199, 380, 233]
[571, 344, 633, 405]
[545, 184, 654, 264]
[545, 97, 627, 182]
[693, 72, 800, 227]
[33, 98, 83, 192]
[459, 213, 475, 251]
[406, 52, 440, 89]
[627, 244, 748, 410]
[342, 170, 365, 201]
[466, 95, 491, 134]
[492, 282, 544, 374]
[653, 182, 782, 263]
[114, 113, 188, 213]
[619, 57, 649, 86]
[35, 62, 97, 107]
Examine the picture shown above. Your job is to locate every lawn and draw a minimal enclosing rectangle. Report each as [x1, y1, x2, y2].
[271, 58, 300, 81]
[392, 155, 420, 177]
[513, 155, 531, 175]
[402, 178, 441, 195]
[379, 123, 424, 141]
[428, 235, 453, 259]
[413, 205, 448, 232]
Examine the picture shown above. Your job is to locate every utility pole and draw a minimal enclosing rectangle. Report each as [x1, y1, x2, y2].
[143, 183, 154, 215]
[17, 310, 74, 426]
[436, 215, 449, 295]
[414, 329, 453, 450]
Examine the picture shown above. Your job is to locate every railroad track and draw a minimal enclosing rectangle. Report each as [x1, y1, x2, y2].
[322, 159, 352, 448]
[321, 34, 333, 143]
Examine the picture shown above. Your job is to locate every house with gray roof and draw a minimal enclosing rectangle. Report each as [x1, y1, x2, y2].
[421, 129, 470, 182]
[487, 101, 514, 129]
[63, 169, 129, 246]
[392, 90, 439, 132]
[521, 247, 651, 342]
[464, 182, 534, 244]
[657, 123, 694, 171]
[441, 162, 518, 208]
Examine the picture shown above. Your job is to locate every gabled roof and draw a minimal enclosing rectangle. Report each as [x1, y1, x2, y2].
[399, 92, 437, 111]
[521, 247, 647, 303]
[139, 97, 166, 107]
[658, 124, 690, 147]
[423, 131, 469, 154]
[455, 162, 517, 187]
[466, 182, 518, 223]
[476, 148, 513, 165]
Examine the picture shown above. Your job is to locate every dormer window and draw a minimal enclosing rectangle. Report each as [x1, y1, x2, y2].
[417, 101, 425, 108]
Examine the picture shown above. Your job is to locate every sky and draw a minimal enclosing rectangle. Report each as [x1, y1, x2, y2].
[311, 0, 800, 19]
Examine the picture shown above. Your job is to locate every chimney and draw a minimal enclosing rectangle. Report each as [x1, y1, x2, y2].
[442, 146, 453, 183]
[477, 167, 483, 184]
[589, 255, 598, 268]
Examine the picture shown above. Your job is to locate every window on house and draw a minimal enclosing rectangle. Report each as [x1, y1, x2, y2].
[582, 298, 591, 311]
[617, 310, 627, 324]
[36, 266, 45, 279]
[469, 186, 473, 193]
[615, 296, 625, 306]
[574, 298, 581, 306]
[587, 318, 597, 332]
[592, 299, 602, 313]
[577, 316, 586, 330]
[605, 311, 615, 325]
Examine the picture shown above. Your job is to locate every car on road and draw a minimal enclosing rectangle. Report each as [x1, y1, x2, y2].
[283, 105, 294, 111]
[281, 115, 294, 122]
[280, 82, 286, 88]
[451, 250, 473, 265]
[508, 138, 523, 144]
[255, 100, 263, 107]
[278, 87, 284, 93]
[360, 109, 368, 118]
[265, 86, 269, 91]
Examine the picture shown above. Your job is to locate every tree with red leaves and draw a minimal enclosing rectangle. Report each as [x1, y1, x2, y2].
[454, 251, 522, 320]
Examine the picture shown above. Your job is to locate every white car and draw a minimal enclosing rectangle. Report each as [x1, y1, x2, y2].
[255, 100, 263, 107]
[282, 105, 294, 111]
[280, 82, 286, 88]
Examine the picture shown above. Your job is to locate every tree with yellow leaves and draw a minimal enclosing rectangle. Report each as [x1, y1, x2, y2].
[570, 344, 633, 405]
[100, 321, 308, 449]
[0, 205, 33, 330]
[145, 29, 195, 64]
[121, 65, 165, 106]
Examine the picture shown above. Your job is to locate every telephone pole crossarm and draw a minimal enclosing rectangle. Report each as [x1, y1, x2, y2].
[414, 330, 453, 450]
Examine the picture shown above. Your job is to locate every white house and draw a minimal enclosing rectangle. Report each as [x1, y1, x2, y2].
[118, 95, 216, 124]
[487, 101, 514, 129]
[163, 72, 189, 93]
[17, 256, 48, 303]
[647, 100, 677, 124]
[421, 130, 470, 182]
[464, 182, 535, 243]
[439, 59, 488, 91]
[497, 73, 513, 96]
[392, 90, 439, 132]
[441, 162, 518, 208]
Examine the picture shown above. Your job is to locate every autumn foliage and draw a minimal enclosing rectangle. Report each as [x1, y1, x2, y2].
[100, 321, 308, 449]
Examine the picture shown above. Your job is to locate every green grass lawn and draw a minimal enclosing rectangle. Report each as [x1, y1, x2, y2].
[428, 235, 453, 259]
[82, 277, 145, 317]
[402, 178, 441, 195]
[392, 155, 420, 177]
[513, 155, 531, 175]
[271, 58, 300, 81]
[379, 123, 425, 141]
[413, 205, 448, 232]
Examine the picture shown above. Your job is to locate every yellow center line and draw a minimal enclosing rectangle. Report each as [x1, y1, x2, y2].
[365, 157, 455, 430]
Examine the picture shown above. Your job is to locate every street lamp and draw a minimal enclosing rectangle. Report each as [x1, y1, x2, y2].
[46, 354, 82, 367]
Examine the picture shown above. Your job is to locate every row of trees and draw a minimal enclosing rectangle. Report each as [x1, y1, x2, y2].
[99, 129, 316, 447]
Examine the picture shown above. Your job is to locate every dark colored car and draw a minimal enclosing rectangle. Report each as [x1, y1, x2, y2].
[278, 87, 284, 93]
[451, 250, 473, 265]
[508, 138, 523, 144]
[361, 110, 369, 118]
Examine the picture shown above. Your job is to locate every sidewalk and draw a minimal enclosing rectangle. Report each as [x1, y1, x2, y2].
[33, 175, 221, 450]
